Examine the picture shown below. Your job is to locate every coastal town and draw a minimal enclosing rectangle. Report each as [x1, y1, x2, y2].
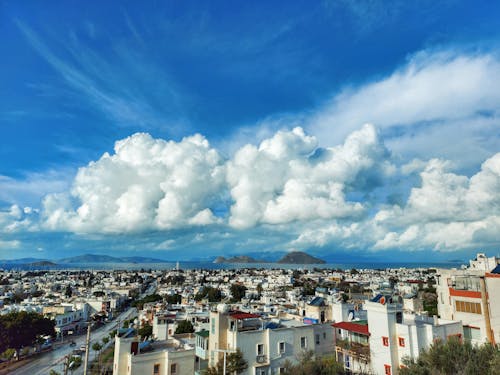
[0, 252, 498, 375]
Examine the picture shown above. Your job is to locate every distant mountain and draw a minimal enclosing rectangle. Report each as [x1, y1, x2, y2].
[29, 261, 57, 267]
[0, 258, 49, 264]
[58, 254, 170, 264]
[213, 255, 268, 264]
[277, 251, 326, 264]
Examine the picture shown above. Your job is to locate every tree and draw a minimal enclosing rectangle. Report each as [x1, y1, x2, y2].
[195, 287, 222, 302]
[0, 311, 55, 352]
[138, 323, 153, 339]
[175, 320, 194, 334]
[230, 284, 247, 302]
[400, 337, 499, 375]
[256, 283, 263, 297]
[281, 352, 345, 375]
[92, 342, 103, 373]
[102, 336, 109, 345]
[203, 349, 248, 375]
[166, 294, 182, 305]
[64, 284, 72, 298]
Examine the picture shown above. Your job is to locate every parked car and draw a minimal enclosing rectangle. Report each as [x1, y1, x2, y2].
[70, 341, 76, 347]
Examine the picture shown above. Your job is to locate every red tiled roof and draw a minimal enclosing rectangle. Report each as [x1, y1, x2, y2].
[332, 321, 370, 336]
[229, 311, 260, 320]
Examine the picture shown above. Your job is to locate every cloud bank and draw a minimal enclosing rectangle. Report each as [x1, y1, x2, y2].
[0, 123, 496, 254]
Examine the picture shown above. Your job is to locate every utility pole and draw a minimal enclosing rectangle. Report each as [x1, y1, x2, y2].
[63, 355, 69, 375]
[83, 323, 91, 375]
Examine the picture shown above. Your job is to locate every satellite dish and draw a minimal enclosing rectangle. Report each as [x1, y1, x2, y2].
[348, 311, 354, 321]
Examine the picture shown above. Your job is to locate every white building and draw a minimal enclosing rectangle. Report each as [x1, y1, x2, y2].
[206, 304, 334, 375]
[436, 253, 500, 345]
[365, 297, 462, 375]
[113, 335, 194, 375]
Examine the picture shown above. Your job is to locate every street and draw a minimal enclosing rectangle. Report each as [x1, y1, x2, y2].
[11, 307, 137, 375]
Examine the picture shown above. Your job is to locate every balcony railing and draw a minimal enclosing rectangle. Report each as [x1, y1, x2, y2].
[336, 339, 370, 359]
[256, 355, 268, 364]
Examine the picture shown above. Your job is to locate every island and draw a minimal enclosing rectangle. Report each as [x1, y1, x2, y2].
[213, 251, 325, 264]
[277, 251, 326, 264]
[213, 255, 266, 264]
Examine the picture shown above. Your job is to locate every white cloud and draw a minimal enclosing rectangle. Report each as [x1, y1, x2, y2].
[308, 51, 500, 169]
[373, 153, 500, 251]
[227, 124, 392, 228]
[42, 133, 225, 233]
[0, 239, 21, 250]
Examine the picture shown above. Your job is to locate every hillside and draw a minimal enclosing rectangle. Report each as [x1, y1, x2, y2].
[277, 251, 326, 264]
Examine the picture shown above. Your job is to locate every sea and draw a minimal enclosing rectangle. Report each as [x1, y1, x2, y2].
[0, 260, 465, 271]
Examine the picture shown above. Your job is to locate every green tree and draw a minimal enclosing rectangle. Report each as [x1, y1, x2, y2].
[400, 337, 499, 375]
[65, 284, 72, 298]
[166, 294, 182, 304]
[0, 311, 55, 352]
[175, 320, 194, 334]
[203, 349, 248, 375]
[230, 284, 247, 302]
[256, 283, 263, 297]
[92, 342, 103, 373]
[281, 351, 345, 375]
[102, 336, 110, 345]
[138, 323, 153, 339]
[195, 287, 222, 302]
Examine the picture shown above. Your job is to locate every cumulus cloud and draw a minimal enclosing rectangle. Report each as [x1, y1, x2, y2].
[308, 51, 500, 169]
[42, 133, 225, 233]
[227, 124, 392, 229]
[373, 153, 500, 250]
[0, 205, 36, 233]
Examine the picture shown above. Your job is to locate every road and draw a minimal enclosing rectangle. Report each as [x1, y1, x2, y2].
[12, 282, 156, 375]
[11, 307, 137, 375]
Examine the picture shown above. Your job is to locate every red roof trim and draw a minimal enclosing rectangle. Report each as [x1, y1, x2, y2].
[229, 311, 260, 320]
[449, 288, 481, 298]
[485, 273, 500, 278]
[332, 321, 370, 336]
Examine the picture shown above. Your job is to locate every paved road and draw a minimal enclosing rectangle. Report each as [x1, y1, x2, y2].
[11, 282, 156, 375]
[11, 307, 137, 375]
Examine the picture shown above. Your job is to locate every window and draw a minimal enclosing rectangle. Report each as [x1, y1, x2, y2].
[300, 337, 307, 349]
[315, 334, 320, 345]
[384, 364, 391, 375]
[153, 364, 160, 374]
[455, 300, 481, 314]
[257, 343, 264, 355]
[278, 341, 285, 354]
[399, 337, 405, 347]
[279, 368, 285, 374]
[382, 336, 389, 346]
[170, 363, 177, 374]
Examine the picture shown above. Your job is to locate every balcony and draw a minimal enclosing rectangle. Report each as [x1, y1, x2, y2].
[255, 354, 269, 366]
[335, 339, 370, 360]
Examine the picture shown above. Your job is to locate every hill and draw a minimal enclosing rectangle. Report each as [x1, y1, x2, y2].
[58, 254, 169, 264]
[213, 255, 266, 264]
[277, 251, 325, 264]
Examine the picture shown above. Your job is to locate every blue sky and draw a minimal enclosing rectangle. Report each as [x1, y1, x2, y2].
[1, 1, 500, 261]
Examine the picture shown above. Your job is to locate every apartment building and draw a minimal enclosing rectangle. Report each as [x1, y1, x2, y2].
[206, 304, 334, 375]
[113, 335, 194, 375]
[436, 253, 500, 345]
[333, 296, 462, 375]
